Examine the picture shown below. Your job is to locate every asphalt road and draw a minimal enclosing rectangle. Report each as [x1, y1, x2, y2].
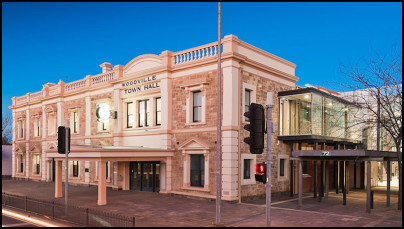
[2, 214, 38, 227]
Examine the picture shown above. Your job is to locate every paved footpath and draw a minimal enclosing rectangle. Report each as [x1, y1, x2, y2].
[2, 179, 402, 227]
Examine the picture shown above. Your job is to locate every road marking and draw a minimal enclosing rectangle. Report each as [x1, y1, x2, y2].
[2, 222, 31, 227]
[2, 209, 59, 227]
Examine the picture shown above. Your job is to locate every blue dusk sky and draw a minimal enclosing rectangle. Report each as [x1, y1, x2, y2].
[2, 2, 402, 118]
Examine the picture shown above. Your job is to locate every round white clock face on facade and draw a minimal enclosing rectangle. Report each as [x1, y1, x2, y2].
[96, 104, 110, 122]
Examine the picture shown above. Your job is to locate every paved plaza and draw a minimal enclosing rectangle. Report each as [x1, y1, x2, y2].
[2, 178, 402, 227]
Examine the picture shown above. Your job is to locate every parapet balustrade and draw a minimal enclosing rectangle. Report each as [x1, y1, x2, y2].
[174, 42, 222, 65]
[65, 79, 87, 92]
[92, 72, 115, 85]
[15, 95, 28, 105]
[13, 71, 116, 105]
[30, 91, 44, 101]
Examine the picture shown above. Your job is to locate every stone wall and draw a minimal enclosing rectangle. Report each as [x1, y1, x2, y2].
[239, 70, 294, 200]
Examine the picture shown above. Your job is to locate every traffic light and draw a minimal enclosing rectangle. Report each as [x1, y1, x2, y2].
[244, 103, 265, 154]
[57, 126, 70, 154]
[255, 163, 267, 184]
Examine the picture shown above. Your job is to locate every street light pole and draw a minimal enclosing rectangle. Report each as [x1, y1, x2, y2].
[266, 92, 273, 227]
[216, 1, 222, 226]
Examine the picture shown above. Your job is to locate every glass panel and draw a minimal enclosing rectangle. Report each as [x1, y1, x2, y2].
[190, 154, 204, 187]
[155, 163, 160, 191]
[146, 100, 150, 126]
[139, 101, 145, 127]
[280, 159, 285, 177]
[245, 90, 251, 122]
[193, 91, 202, 122]
[311, 94, 323, 135]
[127, 102, 133, 128]
[156, 98, 161, 125]
[244, 159, 251, 179]
[298, 99, 311, 134]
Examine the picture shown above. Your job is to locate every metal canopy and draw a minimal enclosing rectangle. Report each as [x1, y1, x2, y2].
[291, 149, 399, 161]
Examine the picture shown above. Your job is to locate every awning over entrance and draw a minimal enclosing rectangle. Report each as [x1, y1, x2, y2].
[291, 148, 400, 214]
[47, 144, 174, 206]
[291, 149, 399, 161]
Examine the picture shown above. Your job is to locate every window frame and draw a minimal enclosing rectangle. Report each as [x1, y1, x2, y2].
[156, 97, 161, 126]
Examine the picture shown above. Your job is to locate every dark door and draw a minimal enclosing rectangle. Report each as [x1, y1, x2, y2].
[130, 161, 160, 192]
[52, 158, 55, 182]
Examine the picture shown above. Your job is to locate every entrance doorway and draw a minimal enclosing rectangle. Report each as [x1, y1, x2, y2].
[130, 161, 160, 192]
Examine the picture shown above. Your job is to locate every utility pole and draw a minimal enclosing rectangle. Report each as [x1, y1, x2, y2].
[216, 1, 222, 226]
[266, 92, 273, 227]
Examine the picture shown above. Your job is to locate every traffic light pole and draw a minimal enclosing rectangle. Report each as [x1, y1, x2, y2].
[266, 92, 273, 227]
[65, 120, 69, 216]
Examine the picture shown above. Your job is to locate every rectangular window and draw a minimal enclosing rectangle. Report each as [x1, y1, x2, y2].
[127, 102, 133, 128]
[34, 155, 40, 175]
[243, 159, 251, 179]
[48, 114, 55, 136]
[190, 154, 204, 187]
[73, 111, 78, 133]
[106, 162, 109, 179]
[34, 118, 40, 137]
[280, 159, 285, 177]
[245, 89, 251, 122]
[193, 91, 202, 122]
[156, 97, 161, 126]
[73, 161, 79, 177]
[138, 100, 150, 127]
[19, 120, 24, 138]
[20, 155, 24, 173]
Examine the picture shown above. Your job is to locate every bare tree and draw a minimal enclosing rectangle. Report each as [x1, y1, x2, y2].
[2, 113, 12, 144]
[338, 49, 402, 210]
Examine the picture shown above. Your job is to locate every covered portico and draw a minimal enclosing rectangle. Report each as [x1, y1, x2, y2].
[291, 148, 399, 213]
[46, 145, 174, 205]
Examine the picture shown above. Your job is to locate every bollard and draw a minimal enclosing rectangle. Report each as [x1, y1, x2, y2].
[133, 217, 136, 227]
[370, 191, 374, 209]
[25, 196, 28, 212]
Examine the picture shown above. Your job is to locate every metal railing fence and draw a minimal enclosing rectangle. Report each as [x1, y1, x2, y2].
[2, 192, 135, 227]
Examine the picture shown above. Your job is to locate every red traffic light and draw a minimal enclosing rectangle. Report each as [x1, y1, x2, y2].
[255, 163, 265, 173]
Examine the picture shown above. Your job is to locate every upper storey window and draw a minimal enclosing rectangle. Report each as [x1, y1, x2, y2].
[245, 89, 251, 122]
[18, 120, 24, 139]
[48, 113, 56, 136]
[69, 109, 79, 134]
[156, 97, 161, 126]
[138, 99, 150, 127]
[34, 117, 40, 137]
[127, 102, 134, 128]
[193, 91, 202, 122]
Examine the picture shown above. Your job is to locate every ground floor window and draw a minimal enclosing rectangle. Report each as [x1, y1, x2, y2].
[190, 154, 204, 187]
[19, 155, 24, 173]
[33, 155, 40, 175]
[73, 161, 79, 177]
[280, 159, 285, 177]
[243, 159, 251, 179]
